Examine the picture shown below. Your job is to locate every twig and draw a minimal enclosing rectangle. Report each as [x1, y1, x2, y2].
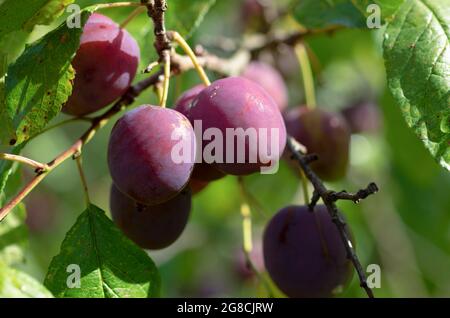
[248, 25, 344, 56]
[168, 31, 211, 86]
[120, 6, 146, 28]
[287, 136, 377, 298]
[0, 153, 48, 172]
[94, 2, 144, 10]
[142, 0, 171, 57]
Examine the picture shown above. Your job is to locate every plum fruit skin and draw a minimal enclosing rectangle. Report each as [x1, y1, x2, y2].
[284, 107, 350, 181]
[108, 105, 196, 206]
[341, 101, 381, 134]
[62, 13, 140, 116]
[110, 184, 191, 250]
[175, 84, 206, 115]
[263, 205, 353, 298]
[175, 85, 227, 182]
[242, 62, 288, 111]
[188, 77, 287, 176]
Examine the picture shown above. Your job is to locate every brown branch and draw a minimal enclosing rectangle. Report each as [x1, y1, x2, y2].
[328, 183, 379, 204]
[246, 25, 344, 57]
[142, 0, 171, 58]
[287, 136, 377, 298]
[0, 153, 48, 172]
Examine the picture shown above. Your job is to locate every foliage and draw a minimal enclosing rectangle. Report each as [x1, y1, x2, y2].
[0, 0, 448, 298]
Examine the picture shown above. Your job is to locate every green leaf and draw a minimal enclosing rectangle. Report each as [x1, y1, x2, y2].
[0, 203, 28, 266]
[383, 0, 450, 171]
[352, 0, 406, 21]
[293, 0, 367, 28]
[44, 204, 160, 298]
[0, 261, 53, 298]
[1, 11, 91, 146]
[0, 0, 74, 37]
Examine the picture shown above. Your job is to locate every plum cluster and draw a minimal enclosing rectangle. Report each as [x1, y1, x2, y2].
[62, 13, 378, 296]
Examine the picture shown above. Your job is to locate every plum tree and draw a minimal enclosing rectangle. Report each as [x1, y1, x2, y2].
[175, 85, 226, 181]
[284, 107, 350, 181]
[110, 184, 191, 250]
[341, 100, 381, 134]
[263, 205, 353, 298]
[108, 105, 196, 205]
[188, 77, 287, 175]
[242, 61, 288, 111]
[62, 13, 140, 116]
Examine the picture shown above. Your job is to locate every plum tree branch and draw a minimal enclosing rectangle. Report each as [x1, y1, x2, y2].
[287, 136, 377, 298]
[142, 0, 171, 57]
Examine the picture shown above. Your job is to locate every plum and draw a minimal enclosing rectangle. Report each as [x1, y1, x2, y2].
[284, 107, 350, 181]
[108, 105, 196, 205]
[63, 13, 140, 116]
[341, 100, 381, 134]
[175, 85, 226, 181]
[242, 62, 288, 111]
[110, 184, 191, 250]
[189, 77, 287, 175]
[263, 205, 353, 298]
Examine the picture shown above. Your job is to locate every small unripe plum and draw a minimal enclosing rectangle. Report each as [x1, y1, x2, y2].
[242, 62, 288, 111]
[108, 105, 196, 205]
[63, 13, 140, 116]
[175, 85, 226, 181]
[110, 184, 191, 250]
[284, 107, 350, 181]
[189, 77, 287, 175]
[341, 100, 381, 134]
[263, 205, 353, 298]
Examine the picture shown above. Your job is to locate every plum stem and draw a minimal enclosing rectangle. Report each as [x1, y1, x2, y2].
[74, 154, 91, 206]
[295, 43, 316, 109]
[94, 2, 144, 10]
[169, 31, 212, 86]
[299, 170, 310, 204]
[120, 6, 146, 28]
[238, 178, 275, 297]
[160, 50, 171, 107]
[287, 136, 377, 298]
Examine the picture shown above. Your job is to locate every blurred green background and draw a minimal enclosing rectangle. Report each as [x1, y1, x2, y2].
[3, 0, 450, 297]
